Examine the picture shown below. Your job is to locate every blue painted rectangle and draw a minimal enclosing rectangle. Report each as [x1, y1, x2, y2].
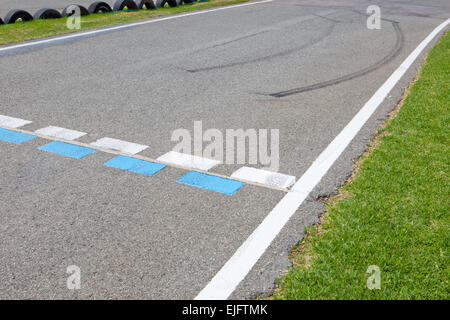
[177, 171, 245, 196]
[104, 155, 166, 177]
[38, 141, 96, 159]
[0, 128, 36, 144]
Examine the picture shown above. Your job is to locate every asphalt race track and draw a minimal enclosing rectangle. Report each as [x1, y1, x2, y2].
[0, 0, 449, 299]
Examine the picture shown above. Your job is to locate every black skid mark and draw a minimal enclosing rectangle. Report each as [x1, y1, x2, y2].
[186, 21, 337, 73]
[267, 21, 404, 98]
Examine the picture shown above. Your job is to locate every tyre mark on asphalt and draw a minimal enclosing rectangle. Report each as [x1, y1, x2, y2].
[312, 13, 341, 23]
[192, 29, 271, 53]
[266, 21, 404, 98]
[185, 21, 337, 73]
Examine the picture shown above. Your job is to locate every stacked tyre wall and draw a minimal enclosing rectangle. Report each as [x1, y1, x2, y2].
[0, 0, 198, 25]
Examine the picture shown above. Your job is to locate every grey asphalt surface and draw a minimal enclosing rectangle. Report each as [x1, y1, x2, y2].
[0, 0, 449, 299]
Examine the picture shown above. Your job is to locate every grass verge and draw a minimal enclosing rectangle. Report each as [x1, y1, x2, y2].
[0, 0, 249, 45]
[273, 31, 449, 300]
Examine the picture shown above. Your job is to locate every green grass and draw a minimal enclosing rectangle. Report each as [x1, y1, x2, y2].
[0, 0, 249, 45]
[273, 32, 450, 300]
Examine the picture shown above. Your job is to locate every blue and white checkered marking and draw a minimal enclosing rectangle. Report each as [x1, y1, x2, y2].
[39, 141, 96, 159]
[0, 114, 292, 195]
[0, 128, 36, 144]
[177, 171, 245, 196]
[104, 155, 167, 176]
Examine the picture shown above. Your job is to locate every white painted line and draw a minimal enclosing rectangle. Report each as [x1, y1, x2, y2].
[0, 115, 32, 128]
[35, 126, 86, 141]
[0, 0, 273, 54]
[196, 18, 450, 300]
[90, 137, 148, 155]
[231, 167, 295, 189]
[157, 151, 221, 171]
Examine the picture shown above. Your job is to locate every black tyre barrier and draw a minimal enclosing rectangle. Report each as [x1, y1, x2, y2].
[0, 0, 202, 26]
[154, 0, 166, 8]
[136, 0, 157, 10]
[113, 0, 139, 11]
[4, 9, 34, 24]
[88, 2, 113, 14]
[168, 0, 184, 7]
[155, 0, 183, 8]
[61, 4, 90, 17]
[33, 8, 62, 20]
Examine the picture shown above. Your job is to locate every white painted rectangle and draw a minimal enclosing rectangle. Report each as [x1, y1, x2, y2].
[231, 167, 296, 189]
[157, 151, 221, 171]
[35, 126, 86, 141]
[0, 115, 32, 128]
[90, 137, 148, 154]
